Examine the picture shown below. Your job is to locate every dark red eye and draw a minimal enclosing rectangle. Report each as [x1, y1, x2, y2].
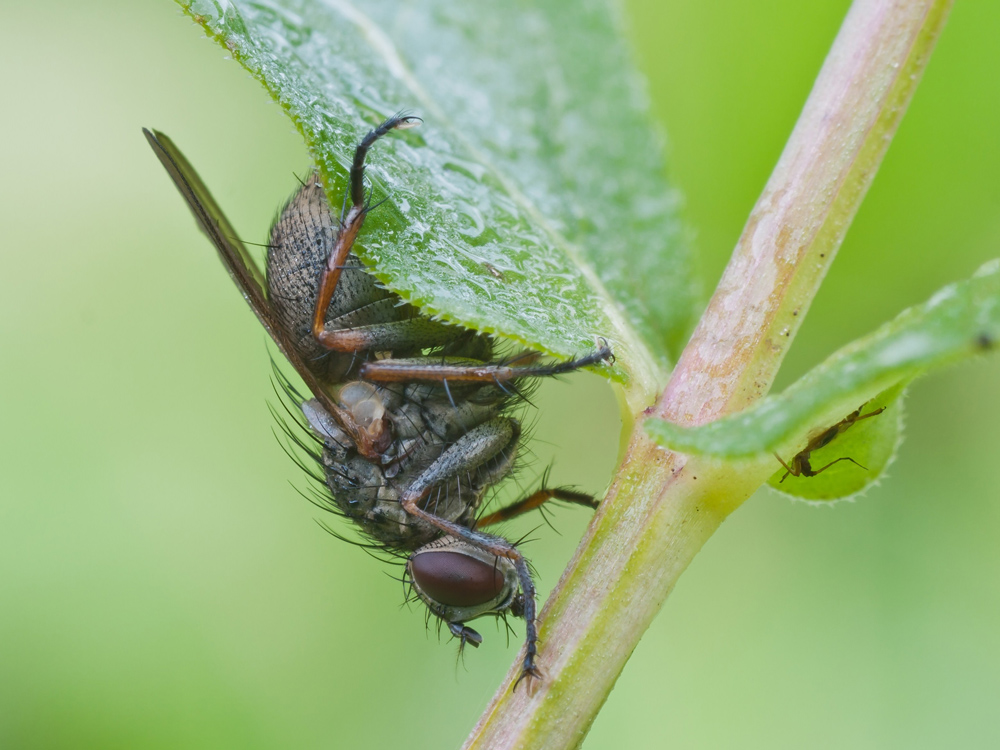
[409, 550, 506, 607]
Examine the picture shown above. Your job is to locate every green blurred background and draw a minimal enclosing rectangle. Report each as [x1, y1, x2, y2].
[2, 1, 998, 747]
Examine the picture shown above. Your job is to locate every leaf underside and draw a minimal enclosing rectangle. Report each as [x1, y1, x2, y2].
[179, 0, 697, 390]
[647, 259, 1000, 500]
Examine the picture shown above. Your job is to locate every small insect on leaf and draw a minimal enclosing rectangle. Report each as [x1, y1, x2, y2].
[768, 383, 906, 501]
[773, 406, 886, 481]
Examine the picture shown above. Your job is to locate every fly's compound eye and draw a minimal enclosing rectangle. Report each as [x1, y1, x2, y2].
[411, 551, 503, 607]
[408, 538, 519, 625]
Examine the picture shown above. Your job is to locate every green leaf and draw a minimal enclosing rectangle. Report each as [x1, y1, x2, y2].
[646, 259, 1000, 497]
[179, 0, 696, 395]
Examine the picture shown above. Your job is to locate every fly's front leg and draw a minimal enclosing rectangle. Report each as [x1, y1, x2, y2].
[400, 418, 543, 685]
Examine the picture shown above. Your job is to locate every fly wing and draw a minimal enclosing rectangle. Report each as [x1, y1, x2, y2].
[143, 128, 339, 413]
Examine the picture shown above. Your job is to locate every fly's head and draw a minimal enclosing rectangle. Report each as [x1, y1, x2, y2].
[407, 536, 521, 645]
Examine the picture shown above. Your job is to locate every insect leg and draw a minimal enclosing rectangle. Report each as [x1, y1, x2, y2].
[348, 113, 421, 209]
[806, 456, 868, 477]
[477, 487, 599, 528]
[311, 114, 421, 350]
[850, 406, 886, 424]
[315, 316, 461, 353]
[773, 452, 796, 483]
[400, 418, 543, 684]
[359, 341, 613, 384]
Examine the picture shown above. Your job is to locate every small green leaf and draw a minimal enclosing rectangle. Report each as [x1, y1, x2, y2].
[178, 0, 696, 393]
[646, 259, 1000, 497]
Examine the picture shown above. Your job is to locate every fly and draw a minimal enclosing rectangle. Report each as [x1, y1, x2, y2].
[144, 114, 612, 687]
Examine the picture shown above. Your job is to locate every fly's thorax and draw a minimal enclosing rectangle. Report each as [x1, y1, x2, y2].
[397, 380, 509, 442]
[303, 394, 385, 518]
[421, 395, 506, 441]
[408, 536, 519, 624]
[302, 393, 475, 549]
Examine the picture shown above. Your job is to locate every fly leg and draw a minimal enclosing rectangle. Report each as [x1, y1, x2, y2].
[399, 417, 544, 686]
[477, 470, 599, 528]
[360, 340, 614, 385]
[308, 114, 461, 354]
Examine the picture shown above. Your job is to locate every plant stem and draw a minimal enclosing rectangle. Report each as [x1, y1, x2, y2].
[463, 1, 953, 747]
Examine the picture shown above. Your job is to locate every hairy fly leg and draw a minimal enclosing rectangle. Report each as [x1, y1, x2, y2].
[476, 485, 599, 528]
[306, 114, 467, 356]
[399, 417, 545, 685]
[359, 341, 614, 386]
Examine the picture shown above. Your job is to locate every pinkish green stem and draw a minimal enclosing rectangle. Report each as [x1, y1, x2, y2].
[464, 1, 953, 748]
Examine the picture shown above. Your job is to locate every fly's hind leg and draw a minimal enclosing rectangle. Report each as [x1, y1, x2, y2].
[309, 114, 436, 353]
[399, 417, 543, 686]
